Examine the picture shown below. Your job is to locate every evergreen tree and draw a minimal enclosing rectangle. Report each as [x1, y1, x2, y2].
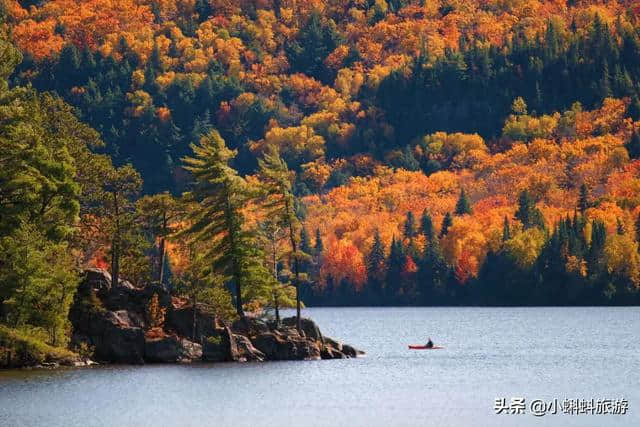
[136, 193, 183, 283]
[455, 188, 472, 215]
[418, 236, 448, 304]
[385, 236, 406, 301]
[257, 145, 309, 331]
[440, 212, 453, 237]
[578, 183, 590, 214]
[628, 96, 640, 121]
[404, 211, 416, 240]
[255, 220, 296, 324]
[617, 217, 625, 235]
[586, 220, 607, 279]
[625, 131, 640, 159]
[299, 227, 312, 267]
[420, 209, 434, 240]
[180, 130, 271, 317]
[101, 165, 143, 288]
[502, 216, 511, 242]
[366, 229, 386, 302]
[314, 228, 324, 255]
[515, 189, 545, 229]
[285, 11, 341, 82]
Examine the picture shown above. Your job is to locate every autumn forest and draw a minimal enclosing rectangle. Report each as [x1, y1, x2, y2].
[2, 0, 640, 351]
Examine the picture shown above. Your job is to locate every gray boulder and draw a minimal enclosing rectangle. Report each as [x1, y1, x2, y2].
[232, 334, 265, 362]
[281, 317, 323, 342]
[145, 336, 202, 363]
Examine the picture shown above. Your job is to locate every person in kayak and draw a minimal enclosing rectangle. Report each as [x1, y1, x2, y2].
[426, 338, 434, 348]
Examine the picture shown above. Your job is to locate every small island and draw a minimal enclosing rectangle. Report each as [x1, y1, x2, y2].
[2, 269, 363, 368]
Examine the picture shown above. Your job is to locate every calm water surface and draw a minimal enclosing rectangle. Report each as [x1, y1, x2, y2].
[1, 307, 638, 427]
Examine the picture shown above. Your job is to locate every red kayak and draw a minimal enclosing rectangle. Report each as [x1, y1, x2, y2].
[408, 345, 444, 350]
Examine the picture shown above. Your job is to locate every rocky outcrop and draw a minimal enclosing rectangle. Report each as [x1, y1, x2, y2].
[281, 317, 323, 342]
[233, 334, 265, 362]
[145, 336, 202, 363]
[69, 269, 364, 365]
[69, 269, 148, 364]
[252, 330, 321, 361]
[165, 303, 220, 342]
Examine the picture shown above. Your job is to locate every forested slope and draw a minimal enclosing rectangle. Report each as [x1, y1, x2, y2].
[1, 0, 639, 348]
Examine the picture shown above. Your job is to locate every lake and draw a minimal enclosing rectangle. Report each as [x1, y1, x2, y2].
[1, 307, 638, 426]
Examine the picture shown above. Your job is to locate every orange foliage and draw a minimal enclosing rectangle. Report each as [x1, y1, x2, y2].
[305, 99, 638, 281]
[319, 237, 366, 290]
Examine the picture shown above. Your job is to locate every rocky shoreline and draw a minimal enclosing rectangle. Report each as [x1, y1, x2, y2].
[62, 269, 364, 366]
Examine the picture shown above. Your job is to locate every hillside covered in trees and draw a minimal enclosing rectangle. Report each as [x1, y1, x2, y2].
[2, 0, 640, 354]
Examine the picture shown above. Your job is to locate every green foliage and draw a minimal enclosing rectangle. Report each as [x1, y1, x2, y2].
[454, 188, 472, 216]
[206, 335, 222, 346]
[418, 236, 448, 303]
[257, 145, 310, 327]
[440, 212, 453, 237]
[625, 131, 640, 159]
[366, 229, 386, 283]
[515, 189, 545, 230]
[403, 211, 416, 240]
[0, 226, 79, 346]
[136, 192, 183, 282]
[504, 228, 547, 269]
[578, 184, 590, 214]
[0, 36, 103, 347]
[181, 130, 272, 316]
[314, 228, 324, 255]
[0, 324, 78, 367]
[502, 216, 511, 242]
[420, 209, 434, 240]
[285, 12, 342, 82]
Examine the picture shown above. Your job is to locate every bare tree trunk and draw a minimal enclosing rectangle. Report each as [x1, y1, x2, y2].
[274, 292, 280, 324]
[192, 294, 197, 341]
[284, 198, 301, 333]
[272, 229, 280, 325]
[111, 192, 120, 287]
[157, 212, 167, 283]
[224, 192, 244, 318]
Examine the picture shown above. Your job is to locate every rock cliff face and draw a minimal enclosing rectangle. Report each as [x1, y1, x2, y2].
[69, 269, 364, 364]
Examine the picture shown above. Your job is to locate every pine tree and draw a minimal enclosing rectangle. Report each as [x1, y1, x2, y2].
[136, 193, 183, 283]
[455, 188, 472, 215]
[440, 212, 453, 237]
[418, 235, 448, 304]
[628, 96, 640, 121]
[502, 216, 511, 242]
[285, 11, 341, 82]
[586, 220, 607, 279]
[578, 183, 590, 214]
[404, 211, 416, 240]
[255, 220, 296, 324]
[366, 230, 386, 302]
[180, 130, 271, 317]
[515, 189, 533, 227]
[635, 213, 640, 245]
[385, 236, 406, 301]
[314, 228, 324, 255]
[625, 130, 640, 159]
[257, 145, 309, 331]
[617, 218, 625, 235]
[515, 189, 545, 229]
[367, 230, 386, 277]
[420, 209, 434, 240]
[299, 227, 312, 270]
[102, 164, 143, 288]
